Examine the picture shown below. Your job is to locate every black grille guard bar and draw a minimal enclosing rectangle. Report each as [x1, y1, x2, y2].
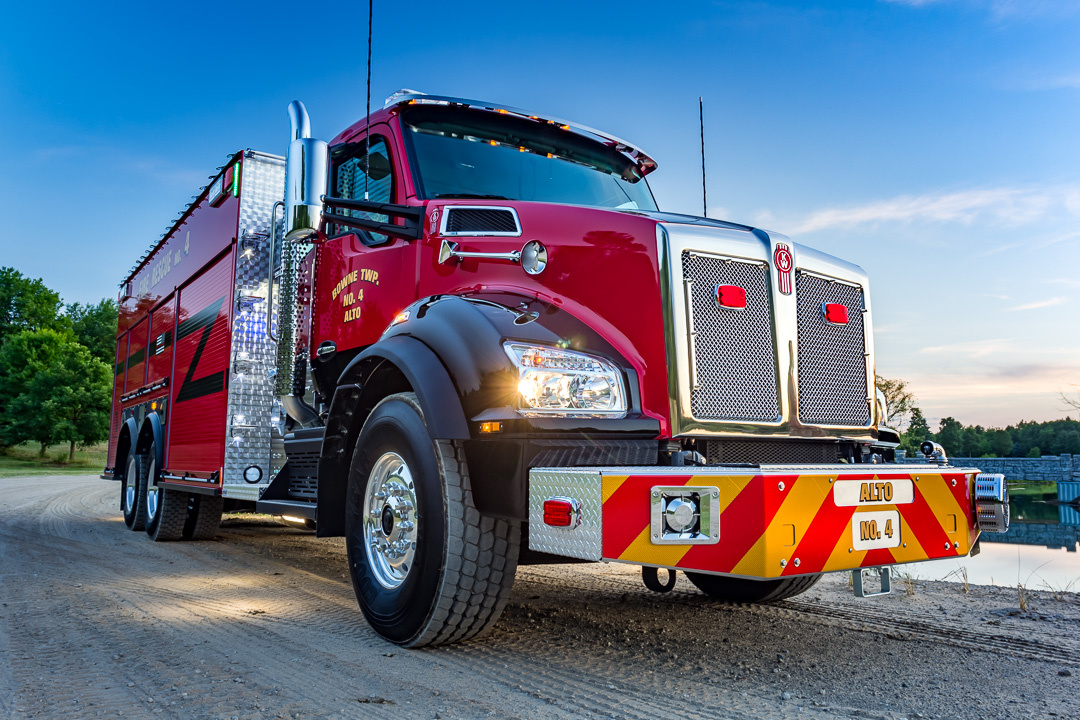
[321, 196, 423, 240]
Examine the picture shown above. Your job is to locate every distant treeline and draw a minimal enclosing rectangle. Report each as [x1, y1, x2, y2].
[878, 376, 1080, 460]
[926, 416, 1080, 459]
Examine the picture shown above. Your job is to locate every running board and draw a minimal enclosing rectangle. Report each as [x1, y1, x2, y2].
[256, 499, 317, 520]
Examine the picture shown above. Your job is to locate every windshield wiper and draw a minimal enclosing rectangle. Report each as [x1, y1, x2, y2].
[433, 193, 512, 200]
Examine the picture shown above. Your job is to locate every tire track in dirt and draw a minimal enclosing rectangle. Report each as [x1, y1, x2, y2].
[4, 475, 1077, 720]
[514, 566, 1080, 666]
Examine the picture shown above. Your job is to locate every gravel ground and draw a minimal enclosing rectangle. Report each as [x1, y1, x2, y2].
[0, 474, 1077, 720]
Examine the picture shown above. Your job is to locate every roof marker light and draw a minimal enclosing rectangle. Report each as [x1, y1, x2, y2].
[716, 285, 747, 310]
[822, 303, 849, 325]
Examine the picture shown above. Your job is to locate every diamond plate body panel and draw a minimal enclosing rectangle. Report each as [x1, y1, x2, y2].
[795, 272, 870, 426]
[528, 469, 603, 561]
[682, 252, 780, 422]
[223, 151, 285, 497]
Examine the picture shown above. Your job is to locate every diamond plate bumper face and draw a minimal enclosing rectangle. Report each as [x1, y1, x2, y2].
[223, 152, 285, 498]
[529, 466, 983, 578]
[528, 470, 604, 560]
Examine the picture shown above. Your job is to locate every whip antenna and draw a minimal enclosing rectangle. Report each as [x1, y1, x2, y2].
[699, 96, 707, 217]
[364, 0, 373, 199]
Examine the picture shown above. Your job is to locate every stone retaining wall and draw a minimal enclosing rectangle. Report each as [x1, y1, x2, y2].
[896, 452, 1080, 483]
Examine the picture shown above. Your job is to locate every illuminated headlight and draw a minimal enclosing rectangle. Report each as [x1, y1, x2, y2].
[504, 342, 627, 418]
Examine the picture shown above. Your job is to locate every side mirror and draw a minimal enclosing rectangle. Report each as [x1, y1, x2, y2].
[285, 101, 329, 242]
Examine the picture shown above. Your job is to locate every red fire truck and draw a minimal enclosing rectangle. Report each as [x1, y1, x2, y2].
[107, 91, 1009, 647]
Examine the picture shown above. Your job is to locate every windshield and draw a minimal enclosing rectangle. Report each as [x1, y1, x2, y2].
[400, 106, 658, 211]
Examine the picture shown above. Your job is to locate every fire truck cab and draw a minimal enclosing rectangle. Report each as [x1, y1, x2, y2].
[107, 91, 1009, 647]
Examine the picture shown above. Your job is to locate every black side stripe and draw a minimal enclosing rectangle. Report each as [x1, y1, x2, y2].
[126, 348, 145, 370]
[176, 296, 226, 403]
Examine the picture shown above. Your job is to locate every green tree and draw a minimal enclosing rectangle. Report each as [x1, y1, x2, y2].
[989, 429, 1013, 457]
[1057, 429, 1080, 455]
[0, 329, 68, 453]
[0, 267, 67, 347]
[39, 344, 111, 460]
[901, 406, 930, 455]
[961, 425, 989, 457]
[875, 375, 916, 431]
[67, 298, 118, 364]
[937, 416, 964, 457]
[0, 329, 110, 458]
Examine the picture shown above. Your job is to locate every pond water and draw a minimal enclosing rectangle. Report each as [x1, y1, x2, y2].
[902, 480, 1080, 591]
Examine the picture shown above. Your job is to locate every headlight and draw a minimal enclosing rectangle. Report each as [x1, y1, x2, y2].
[504, 342, 627, 418]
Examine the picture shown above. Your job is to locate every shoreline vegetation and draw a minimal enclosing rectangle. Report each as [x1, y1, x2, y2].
[0, 441, 107, 477]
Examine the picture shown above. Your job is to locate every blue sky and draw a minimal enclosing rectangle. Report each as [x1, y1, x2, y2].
[1, 0, 1078, 428]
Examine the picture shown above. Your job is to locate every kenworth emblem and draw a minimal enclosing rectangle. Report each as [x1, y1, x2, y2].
[773, 243, 793, 295]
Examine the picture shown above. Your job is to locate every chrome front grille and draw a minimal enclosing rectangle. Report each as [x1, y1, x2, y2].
[795, 272, 870, 426]
[682, 252, 780, 422]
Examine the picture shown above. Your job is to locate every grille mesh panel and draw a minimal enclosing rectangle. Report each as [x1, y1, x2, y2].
[796, 272, 870, 426]
[705, 439, 841, 464]
[445, 208, 518, 234]
[682, 252, 780, 422]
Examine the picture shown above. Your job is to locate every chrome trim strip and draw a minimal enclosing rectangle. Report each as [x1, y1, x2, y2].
[683, 278, 700, 390]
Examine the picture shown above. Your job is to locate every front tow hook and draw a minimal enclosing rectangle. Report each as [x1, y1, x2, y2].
[641, 566, 677, 593]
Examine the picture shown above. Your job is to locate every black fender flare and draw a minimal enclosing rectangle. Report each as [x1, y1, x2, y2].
[115, 417, 139, 477]
[351, 335, 470, 440]
[135, 413, 165, 478]
[316, 335, 469, 537]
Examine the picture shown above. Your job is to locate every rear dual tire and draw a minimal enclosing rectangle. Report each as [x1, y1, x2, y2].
[121, 452, 147, 531]
[142, 442, 222, 542]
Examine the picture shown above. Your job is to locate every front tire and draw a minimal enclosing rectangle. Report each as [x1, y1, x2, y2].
[345, 393, 520, 647]
[121, 452, 146, 531]
[685, 572, 821, 603]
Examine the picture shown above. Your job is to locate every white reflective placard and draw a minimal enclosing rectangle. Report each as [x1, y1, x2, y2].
[851, 510, 901, 551]
[833, 478, 913, 507]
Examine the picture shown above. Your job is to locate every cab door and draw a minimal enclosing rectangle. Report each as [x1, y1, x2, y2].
[312, 125, 418, 355]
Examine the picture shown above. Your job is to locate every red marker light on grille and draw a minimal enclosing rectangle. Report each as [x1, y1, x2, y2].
[716, 285, 747, 309]
[543, 498, 577, 527]
[822, 303, 849, 325]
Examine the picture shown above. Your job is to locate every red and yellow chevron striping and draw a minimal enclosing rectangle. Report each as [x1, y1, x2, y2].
[600, 470, 976, 578]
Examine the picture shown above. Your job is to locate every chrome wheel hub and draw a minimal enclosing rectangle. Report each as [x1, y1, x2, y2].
[362, 452, 418, 590]
[124, 456, 137, 512]
[144, 458, 158, 520]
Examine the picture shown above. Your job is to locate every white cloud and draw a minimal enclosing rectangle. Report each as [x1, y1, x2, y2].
[1005, 297, 1067, 312]
[790, 185, 1080, 234]
[919, 338, 1010, 358]
[1047, 278, 1080, 288]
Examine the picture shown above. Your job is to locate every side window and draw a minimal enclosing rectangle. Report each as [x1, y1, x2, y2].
[332, 136, 395, 246]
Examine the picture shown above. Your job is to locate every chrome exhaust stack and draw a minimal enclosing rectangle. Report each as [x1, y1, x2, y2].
[974, 473, 1010, 534]
[274, 101, 327, 427]
[285, 101, 328, 242]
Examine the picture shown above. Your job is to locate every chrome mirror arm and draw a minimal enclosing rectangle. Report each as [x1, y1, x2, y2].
[438, 240, 521, 265]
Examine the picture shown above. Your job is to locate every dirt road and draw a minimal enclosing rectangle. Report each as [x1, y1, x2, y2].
[1, 475, 1076, 720]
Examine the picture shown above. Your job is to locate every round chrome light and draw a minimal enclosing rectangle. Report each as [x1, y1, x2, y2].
[521, 241, 547, 275]
[664, 497, 698, 533]
[243, 465, 263, 484]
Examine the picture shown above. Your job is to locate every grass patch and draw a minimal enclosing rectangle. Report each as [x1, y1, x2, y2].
[0, 442, 108, 477]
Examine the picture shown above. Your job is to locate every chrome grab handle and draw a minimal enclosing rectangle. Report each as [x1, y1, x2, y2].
[438, 239, 521, 265]
[267, 200, 284, 342]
